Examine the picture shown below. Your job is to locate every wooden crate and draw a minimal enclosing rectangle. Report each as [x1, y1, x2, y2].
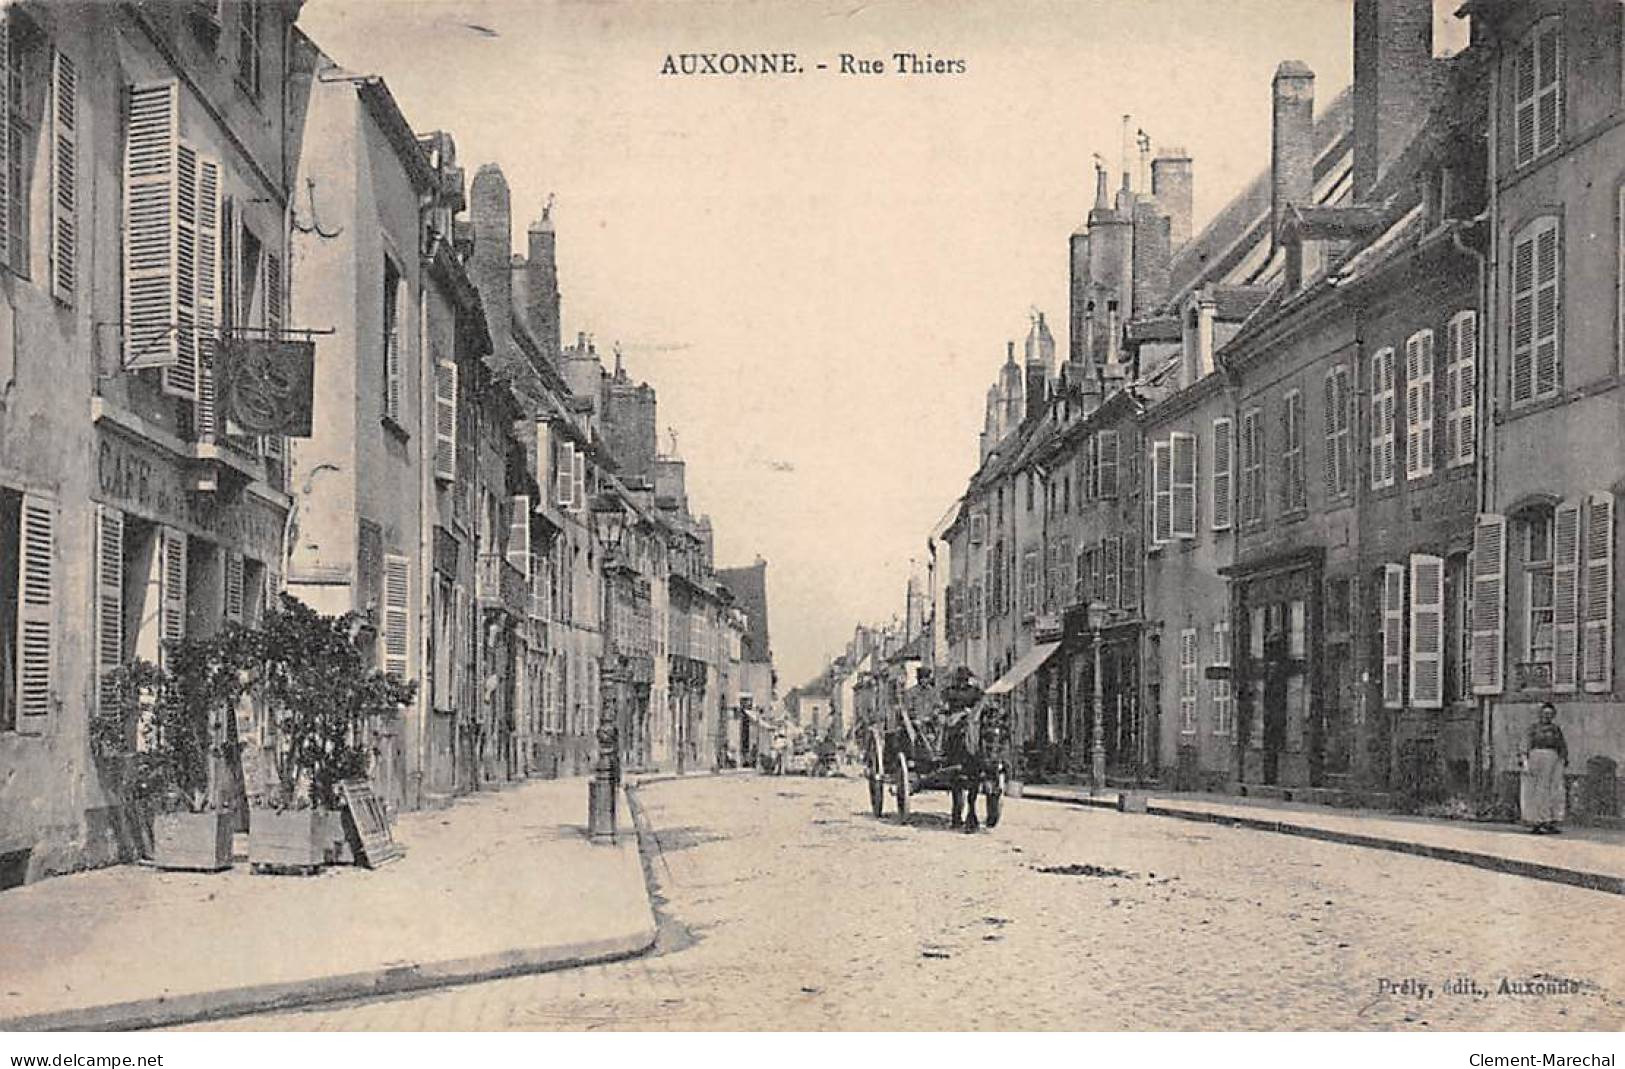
[248, 808, 329, 874]
[149, 811, 233, 872]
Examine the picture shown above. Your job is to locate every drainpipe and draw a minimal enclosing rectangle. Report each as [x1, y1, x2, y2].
[416, 268, 432, 810]
[1474, 44, 1502, 804]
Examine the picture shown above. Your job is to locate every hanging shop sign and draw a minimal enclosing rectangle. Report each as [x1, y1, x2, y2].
[220, 338, 316, 438]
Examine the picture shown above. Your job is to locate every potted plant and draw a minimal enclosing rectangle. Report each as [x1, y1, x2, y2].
[246, 597, 415, 873]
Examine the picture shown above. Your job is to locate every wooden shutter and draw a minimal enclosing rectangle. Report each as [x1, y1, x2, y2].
[196, 157, 221, 436]
[1515, 30, 1536, 165]
[1534, 221, 1560, 398]
[1382, 563, 1405, 709]
[1471, 514, 1507, 695]
[1083, 434, 1097, 500]
[50, 50, 77, 305]
[1211, 416, 1233, 530]
[382, 553, 409, 680]
[1103, 536, 1120, 608]
[1323, 367, 1345, 496]
[1447, 311, 1477, 467]
[159, 525, 186, 667]
[0, 17, 10, 270]
[1516, 20, 1562, 164]
[1170, 431, 1196, 538]
[1179, 627, 1197, 732]
[1583, 491, 1615, 693]
[1409, 554, 1443, 708]
[1239, 410, 1257, 523]
[535, 421, 552, 505]
[167, 143, 200, 402]
[16, 495, 54, 730]
[1097, 430, 1119, 499]
[92, 506, 124, 717]
[1511, 230, 1535, 404]
[1152, 439, 1171, 545]
[125, 82, 179, 371]
[1552, 499, 1581, 692]
[508, 494, 531, 578]
[557, 441, 575, 508]
[573, 450, 586, 511]
[385, 277, 401, 422]
[1405, 331, 1435, 479]
[434, 361, 457, 482]
[223, 550, 245, 624]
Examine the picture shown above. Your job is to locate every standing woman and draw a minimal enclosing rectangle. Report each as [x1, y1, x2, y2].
[1521, 702, 1569, 834]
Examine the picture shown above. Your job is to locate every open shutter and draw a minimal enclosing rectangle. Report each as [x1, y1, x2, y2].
[1583, 491, 1615, 693]
[1553, 499, 1581, 692]
[0, 17, 10, 269]
[1510, 231, 1535, 404]
[95, 506, 124, 714]
[434, 361, 457, 482]
[50, 50, 77, 304]
[16, 495, 55, 731]
[1171, 431, 1196, 538]
[223, 550, 244, 624]
[159, 526, 186, 669]
[1406, 331, 1435, 479]
[1097, 430, 1119, 499]
[573, 450, 586, 511]
[1152, 439, 1171, 545]
[196, 157, 221, 436]
[1382, 563, 1405, 709]
[1212, 416, 1233, 530]
[1534, 222, 1560, 398]
[125, 82, 179, 371]
[166, 143, 200, 403]
[261, 251, 285, 460]
[382, 553, 409, 680]
[557, 441, 575, 508]
[1471, 514, 1507, 695]
[535, 421, 552, 507]
[1409, 554, 1443, 708]
[1514, 33, 1536, 166]
[508, 495, 531, 578]
[1448, 311, 1477, 467]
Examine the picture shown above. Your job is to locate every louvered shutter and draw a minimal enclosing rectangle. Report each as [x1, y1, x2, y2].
[1382, 563, 1405, 709]
[1511, 231, 1535, 404]
[1515, 33, 1536, 166]
[1179, 627, 1197, 732]
[1446, 312, 1477, 467]
[385, 281, 401, 422]
[159, 526, 187, 668]
[1405, 331, 1435, 479]
[573, 450, 586, 511]
[1152, 439, 1171, 545]
[93, 506, 124, 717]
[1471, 514, 1507, 694]
[50, 50, 77, 305]
[1097, 430, 1119, 499]
[508, 495, 531, 578]
[1370, 349, 1395, 488]
[125, 82, 179, 371]
[1324, 367, 1348, 496]
[196, 157, 221, 436]
[16, 495, 54, 731]
[434, 361, 457, 482]
[261, 250, 285, 461]
[0, 18, 10, 269]
[1083, 435, 1097, 500]
[557, 441, 575, 508]
[1239, 410, 1257, 522]
[382, 553, 409, 680]
[535, 421, 552, 506]
[1171, 431, 1196, 538]
[1552, 500, 1581, 692]
[1533, 222, 1560, 398]
[1409, 554, 1443, 708]
[1583, 491, 1615, 693]
[223, 550, 245, 624]
[1103, 536, 1120, 608]
[1212, 416, 1233, 530]
[167, 143, 200, 403]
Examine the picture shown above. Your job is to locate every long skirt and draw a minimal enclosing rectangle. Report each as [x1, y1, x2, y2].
[1520, 748, 1567, 826]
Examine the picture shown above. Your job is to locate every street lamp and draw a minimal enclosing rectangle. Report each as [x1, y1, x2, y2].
[588, 493, 630, 844]
[1087, 600, 1108, 794]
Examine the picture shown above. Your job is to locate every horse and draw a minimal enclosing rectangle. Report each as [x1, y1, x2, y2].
[946, 705, 1005, 831]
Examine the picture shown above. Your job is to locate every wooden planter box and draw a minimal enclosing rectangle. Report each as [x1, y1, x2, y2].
[249, 808, 330, 874]
[149, 811, 233, 872]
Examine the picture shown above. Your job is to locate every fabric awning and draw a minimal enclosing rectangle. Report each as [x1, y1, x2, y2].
[984, 640, 1061, 696]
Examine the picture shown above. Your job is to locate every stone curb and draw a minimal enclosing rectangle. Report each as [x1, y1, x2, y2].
[0, 789, 660, 1033]
[1021, 787, 1625, 897]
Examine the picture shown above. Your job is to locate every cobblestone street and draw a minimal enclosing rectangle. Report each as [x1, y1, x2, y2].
[191, 775, 1625, 1031]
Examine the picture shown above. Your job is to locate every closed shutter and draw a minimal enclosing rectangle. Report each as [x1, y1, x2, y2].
[1405, 331, 1435, 479]
[1171, 431, 1196, 539]
[222, 550, 244, 624]
[1283, 390, 1305, 510]
[1212, 416, 1233, 530]
[1179, 627, 1197, 732]
[16, 494, 55, 731]
[1515, 20, 1562, 167]
[1239, 410, 1255, 522]
[508, 495, 531, 578]
[1409, 554, 1443, 708]
[50, 50, 76, 305]
[125, 82, 179, 372]
[159, 526, 186, 667]
[382, 553, 409, 680]
[1471, 514, 1507, 695]
[96, 505, 124, 714]
[1512, 220, 1561, 405]
[1152, 439, 1172, 545]
[1552, 499, 1581, 692]
[1382, 563, 1405, 709]
[557, 441, 575, 508]
[384, 275, 402, 422]
[535, 421, 552, 505]
[1534, 222, 1560, 399]
[1582, 491, 1615, 693]
[1446, 311, 1477, 467]
[195, 156, 221, 436]
[1323, 366, 1348, 496]
[1103, 536, 1120, 608]
[434, 361, 457, 482]
[1097, 430, 1119, 499]
[1370, 348, 1396, 488]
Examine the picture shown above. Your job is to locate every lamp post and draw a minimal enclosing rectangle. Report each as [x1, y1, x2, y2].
[1088, 601, 1107, 794]
[589, 493, 629, 844]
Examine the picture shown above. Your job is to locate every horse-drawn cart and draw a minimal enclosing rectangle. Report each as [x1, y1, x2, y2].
[863, 669, 1007, 830]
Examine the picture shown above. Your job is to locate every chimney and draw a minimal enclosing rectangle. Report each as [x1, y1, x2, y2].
[1001, 341, 1023, 431]
[468, 164, 513, 333]
[525, 199, 561, 361]
[1131, 202, 1172, 316]
[1271, 61, 1316, 251]
[1353, 0, 1434, 203]
[1069, 228, 1091, 365]
[1151, 148, 1193, 249]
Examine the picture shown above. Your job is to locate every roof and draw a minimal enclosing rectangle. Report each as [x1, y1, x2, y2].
[356, 79, 437, 195]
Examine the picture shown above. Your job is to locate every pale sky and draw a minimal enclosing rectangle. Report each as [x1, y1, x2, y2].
[300, 0, 1465, 688]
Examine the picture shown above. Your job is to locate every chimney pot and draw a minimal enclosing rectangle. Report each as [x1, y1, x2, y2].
[1271, 61, 1316, 251]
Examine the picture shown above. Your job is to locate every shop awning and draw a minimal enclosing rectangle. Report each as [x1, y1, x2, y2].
[740, 705, 762, 723]
[984, 640, 1061, 696]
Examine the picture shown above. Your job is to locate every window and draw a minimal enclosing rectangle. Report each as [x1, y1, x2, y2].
[1211, 618, 1232, 736]
[1082, 435, 1097, 501]
[1323, 365, 1352, 497]
[1178, 628, 1197, 734]
[1282, 389, 1306, 510]
[1170, 431, 1197, 538]
[1513, 17, 1562, 168]
[1510, 217, 1560, 406]
[1211, 416, 1233, 530]
[237, 0, 262, 99]
[382, 256, 402, 424]
[1240, 407, 1265, 524]
[1, 12, 46, 279]
[1445, 553, 1471, 704]
[1325, 576, 1351, 634]
[1370, 347, 1397, 488]
[1021, 548, 1037, 615]
[1151, 439, 1172, 544]
[1444, 312, 1477, 467]
[1524, 508, 1555, 668]
[1097, 430, 1119, 499]
[1404, 330, 1435, 480]
[1409, 555, 1444, 709]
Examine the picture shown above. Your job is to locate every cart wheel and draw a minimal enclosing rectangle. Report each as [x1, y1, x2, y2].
[868, 774, 885, 818]
[985, 770, 1006, 829]
[895, 753, 911, 824]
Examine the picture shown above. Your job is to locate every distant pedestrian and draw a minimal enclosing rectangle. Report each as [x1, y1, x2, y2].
[1520, 702, 1568, 834]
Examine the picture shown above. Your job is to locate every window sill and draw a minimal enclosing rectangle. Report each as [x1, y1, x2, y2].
[381, 416, 411, 443]
[1502, 374, 1623, 424]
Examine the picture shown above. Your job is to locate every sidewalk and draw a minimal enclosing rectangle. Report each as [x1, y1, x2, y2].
[1019, 782, 1625, 895]
[0, 776, 656, 1031]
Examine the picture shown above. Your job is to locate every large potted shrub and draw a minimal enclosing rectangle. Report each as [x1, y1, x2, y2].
[246, 597, 415, 873]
